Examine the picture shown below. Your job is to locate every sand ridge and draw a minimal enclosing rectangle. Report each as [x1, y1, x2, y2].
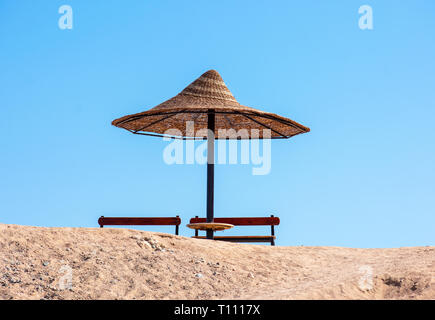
[0, 224, 433, 300]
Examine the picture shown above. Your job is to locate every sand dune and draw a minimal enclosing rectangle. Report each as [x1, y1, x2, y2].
[0, 223, 433, 300]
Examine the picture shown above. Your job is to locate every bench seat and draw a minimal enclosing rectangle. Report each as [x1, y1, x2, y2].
[98, 216, 181, 235]
[190, 215, 279, 245]
[192, 235, 276, 243]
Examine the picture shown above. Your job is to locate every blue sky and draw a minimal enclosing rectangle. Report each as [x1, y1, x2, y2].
[0, 1, 434, 247]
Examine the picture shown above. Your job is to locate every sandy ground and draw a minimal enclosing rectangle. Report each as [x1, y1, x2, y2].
[0, 223, 433, 300]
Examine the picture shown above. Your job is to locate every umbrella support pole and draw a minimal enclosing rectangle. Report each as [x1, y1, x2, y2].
[206, 110, 215, 240]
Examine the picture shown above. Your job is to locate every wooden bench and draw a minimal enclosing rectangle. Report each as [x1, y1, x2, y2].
[98, 216, 181, 235]
[189, 215, 280, 246]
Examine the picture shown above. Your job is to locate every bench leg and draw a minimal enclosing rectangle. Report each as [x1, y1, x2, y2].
[270, 218, 275, 246]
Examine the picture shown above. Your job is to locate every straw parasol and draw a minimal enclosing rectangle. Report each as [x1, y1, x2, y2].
[112, 70, 310, 239]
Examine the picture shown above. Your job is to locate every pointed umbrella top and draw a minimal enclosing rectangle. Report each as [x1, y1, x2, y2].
[179, 69, 238, 103]
[112, 70, 310, 139]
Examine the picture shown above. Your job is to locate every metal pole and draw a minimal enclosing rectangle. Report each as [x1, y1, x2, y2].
[206, 109, 215, 240]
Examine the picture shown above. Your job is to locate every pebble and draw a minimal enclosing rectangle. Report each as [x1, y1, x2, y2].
[9, 277, 21, 284]
[195, 273, 203, 278]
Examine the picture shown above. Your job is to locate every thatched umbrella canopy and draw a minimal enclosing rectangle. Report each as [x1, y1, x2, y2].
[112, 70, 309, 139]
[112, 70, 310, 239]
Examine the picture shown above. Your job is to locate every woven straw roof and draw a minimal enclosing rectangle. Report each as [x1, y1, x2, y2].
[112, 70, 310, 139]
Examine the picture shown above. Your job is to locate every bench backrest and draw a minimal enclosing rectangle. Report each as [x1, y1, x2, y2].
[189, 216, 280, 226]
[98, 216, 181, 227]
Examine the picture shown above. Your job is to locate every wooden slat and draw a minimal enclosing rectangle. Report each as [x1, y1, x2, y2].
[98, 217, 181, 226]
[189, 217, 280, 226]
[192, 236, 275, 243]
[193, 236, 276, 239]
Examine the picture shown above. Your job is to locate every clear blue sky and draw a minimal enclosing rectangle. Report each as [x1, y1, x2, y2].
[1, 1, 434, 247]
